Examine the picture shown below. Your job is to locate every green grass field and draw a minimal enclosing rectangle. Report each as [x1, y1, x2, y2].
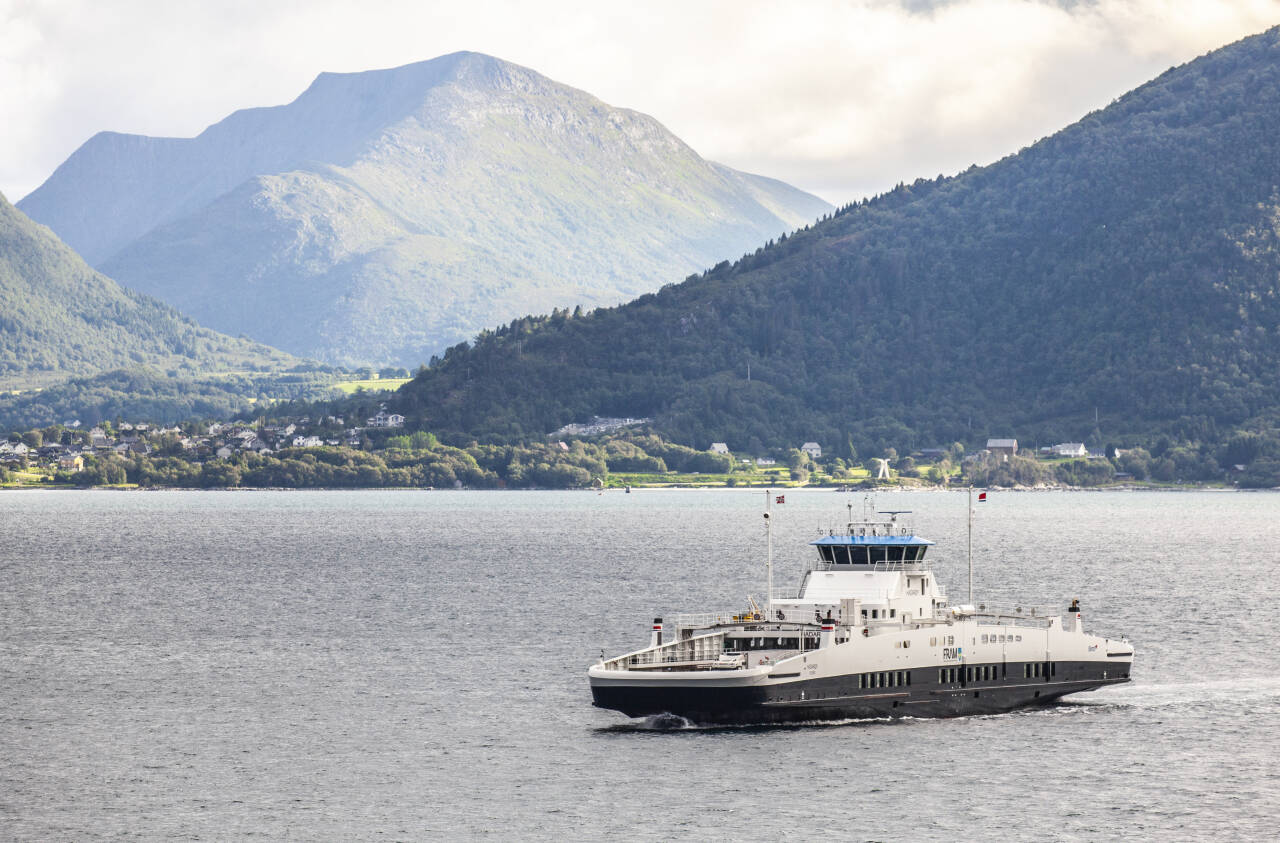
[334, 377, 412, 394]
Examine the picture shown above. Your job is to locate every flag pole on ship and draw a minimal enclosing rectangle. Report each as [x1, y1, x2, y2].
[765, 489, 774, 615]
[967, 486, 974, 604]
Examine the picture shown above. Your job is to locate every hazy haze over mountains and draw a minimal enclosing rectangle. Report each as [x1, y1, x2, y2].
[20, 52, 831, 367]
[0, 192, 298, 391]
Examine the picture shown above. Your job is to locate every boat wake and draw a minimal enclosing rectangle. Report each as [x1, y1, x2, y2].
[596, 713, 902, 734]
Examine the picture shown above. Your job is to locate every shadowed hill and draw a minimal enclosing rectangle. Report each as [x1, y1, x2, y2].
[0, 192, 300, 391]
[390, 28, 1280, 455]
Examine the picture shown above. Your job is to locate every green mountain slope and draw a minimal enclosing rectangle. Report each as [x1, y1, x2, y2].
[0, 193, 301, 391]
[390, 28, 1280, 454]
[20, 52, 830, 366]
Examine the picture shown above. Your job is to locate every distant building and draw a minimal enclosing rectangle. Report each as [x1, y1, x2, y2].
[918, 448, 948, 461]
[1052, 443, 1088, 458]
[59, 455, 84, 472]
[366, 410, 405, 428]
[986, 438, 1018, 460]
[756, 457, 777, 466]
[800, 442, 822, 459]
[710, 442, 730, 455]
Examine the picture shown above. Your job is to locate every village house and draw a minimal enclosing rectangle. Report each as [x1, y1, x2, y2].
[366, 409, 405, 428]
[800, 442, 822, 459]
[986, 438, 1018, 460]
[292, 435, 324, 448]
[755, 457, 777, 466]
[59, 455, 84, 472]
[710, 442, 730, 455]
[1052, 442, 1088, 458]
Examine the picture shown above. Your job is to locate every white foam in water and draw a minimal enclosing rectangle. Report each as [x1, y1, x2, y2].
[1094, 676, 1280, 710]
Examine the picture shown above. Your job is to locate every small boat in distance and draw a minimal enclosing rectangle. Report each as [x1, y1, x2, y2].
[588, 493, 1133, 724]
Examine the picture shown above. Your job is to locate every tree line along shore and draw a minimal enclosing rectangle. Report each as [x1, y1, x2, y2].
[4, 418, 1278, 490]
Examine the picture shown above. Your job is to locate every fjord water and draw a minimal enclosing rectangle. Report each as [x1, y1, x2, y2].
[2, 489, 1277, 839]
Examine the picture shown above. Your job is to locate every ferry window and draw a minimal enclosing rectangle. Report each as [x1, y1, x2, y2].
[890, 609, 896, 618]
[850, 546, 869, 564]
[888, 546, 905, 563]
[981, 634, 988, 644]
[898, 671, 906, 686]
[871, 610, 878, 619]
[1051, 662, 1057, 677]
[1015, 635, 1022, 642]
[869, 547, 887, 564]
[832, 546, 850, 565]
[819, 546, 835, 563]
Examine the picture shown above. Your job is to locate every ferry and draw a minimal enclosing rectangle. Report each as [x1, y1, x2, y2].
[588, 494, 1133, 724]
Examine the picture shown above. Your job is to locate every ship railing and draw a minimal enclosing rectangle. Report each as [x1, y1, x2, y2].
[601, 630, 726, 671]
[806, 560, 926, 573]
[944, 604, 1060, 624]
[672, 611, 751, 630]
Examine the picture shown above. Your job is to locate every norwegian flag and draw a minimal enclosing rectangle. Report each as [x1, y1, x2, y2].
[978, 491, 987, 502]
[775, 495, 785, 504]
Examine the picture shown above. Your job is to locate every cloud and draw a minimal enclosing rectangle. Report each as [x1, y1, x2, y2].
[2, 0, 1278, 205]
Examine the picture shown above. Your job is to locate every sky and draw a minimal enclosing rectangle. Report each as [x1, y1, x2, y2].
[3, 0, 1278, 206]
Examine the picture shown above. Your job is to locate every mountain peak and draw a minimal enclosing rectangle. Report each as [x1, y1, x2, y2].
[20, 52, 830, 366]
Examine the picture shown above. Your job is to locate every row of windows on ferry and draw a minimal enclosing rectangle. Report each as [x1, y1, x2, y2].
[816, 545, 928, 564]
[856, 664, 1049, 689]
[936, 663, 1056, 683]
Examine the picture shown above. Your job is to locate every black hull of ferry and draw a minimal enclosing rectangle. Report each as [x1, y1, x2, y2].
[592, 661, 1131, 725]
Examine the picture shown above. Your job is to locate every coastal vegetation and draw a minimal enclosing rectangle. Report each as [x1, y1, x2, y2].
[6, 419, 1279, 490]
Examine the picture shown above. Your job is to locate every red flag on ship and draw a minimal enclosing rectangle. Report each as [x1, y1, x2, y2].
[775, 495, 785, 504]
[978, 492, 987, 502]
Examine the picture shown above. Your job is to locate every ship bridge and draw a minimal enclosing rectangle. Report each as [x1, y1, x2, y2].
[809, 533, 933, 566]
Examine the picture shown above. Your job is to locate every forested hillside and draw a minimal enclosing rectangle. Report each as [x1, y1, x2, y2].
[391, 28, 1280, 457]
[0, 193, 300, 390]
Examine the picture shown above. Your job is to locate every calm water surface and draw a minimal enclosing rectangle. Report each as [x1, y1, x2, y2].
[2, 488, 1278, 840]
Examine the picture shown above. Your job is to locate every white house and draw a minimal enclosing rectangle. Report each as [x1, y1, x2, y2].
[292, 435, 324, 448]
[366, 411, 405, 428]
[710, 442, 730, 455]
[756, 457, 777, 466]
[1052, 442, 1088, 458]
[800, 442, 822, 459]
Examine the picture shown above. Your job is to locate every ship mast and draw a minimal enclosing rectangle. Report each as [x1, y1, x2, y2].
[967, 486, 974, 603]
[765, 489, 774, 613]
